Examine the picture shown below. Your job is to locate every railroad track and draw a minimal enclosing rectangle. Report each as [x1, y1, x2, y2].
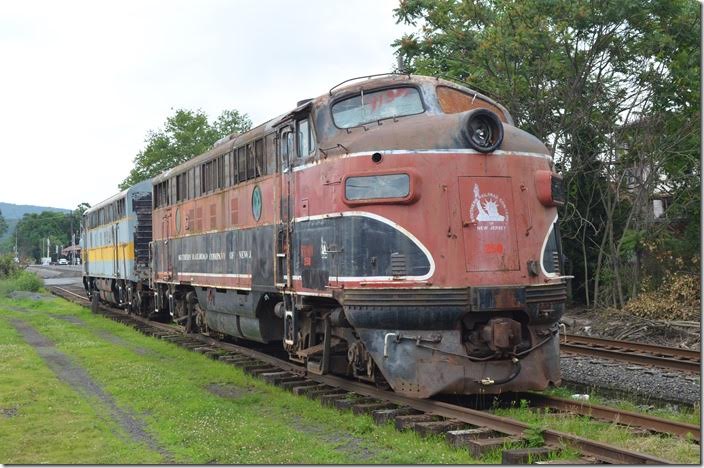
[562, 333, 701, 374]
[49, 285, 698, 464]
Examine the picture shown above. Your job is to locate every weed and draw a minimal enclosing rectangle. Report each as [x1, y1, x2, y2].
[523, 423, 545, 447]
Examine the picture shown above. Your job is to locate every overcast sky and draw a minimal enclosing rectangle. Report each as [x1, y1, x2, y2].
[0, 0, 413, 210]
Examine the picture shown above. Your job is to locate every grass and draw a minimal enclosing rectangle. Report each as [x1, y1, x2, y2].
[0, 294, 484, 464]
[0, 270, 43, 297]
[492, 398, 700, 464]
[542, 385, 701, 426]
[0, 309, 160, 463]
[0, 288, 699, 464]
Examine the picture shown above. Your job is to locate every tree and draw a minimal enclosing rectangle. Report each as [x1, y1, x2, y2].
[74, 202, 91, 217]
[15, 212, 70, 261]
[394, 0, 700, 308]
[12, 203, 89, 261]
[119, 108, 252, 190]
[0, 209, 7, 238]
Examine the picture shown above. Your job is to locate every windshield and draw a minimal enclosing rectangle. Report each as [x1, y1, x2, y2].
[332, 87, 424, 128]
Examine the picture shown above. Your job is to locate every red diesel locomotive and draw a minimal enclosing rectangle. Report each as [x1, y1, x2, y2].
[138, 74, 566, 398]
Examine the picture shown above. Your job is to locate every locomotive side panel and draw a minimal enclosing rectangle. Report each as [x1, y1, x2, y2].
[151, 140, 284, 342]
[288, 151, 560, 291]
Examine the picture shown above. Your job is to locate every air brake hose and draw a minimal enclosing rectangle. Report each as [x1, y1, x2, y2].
[474, 359, 522, 386]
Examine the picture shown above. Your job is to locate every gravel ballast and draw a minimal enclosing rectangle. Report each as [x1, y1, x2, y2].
[560, 355, 701, 406]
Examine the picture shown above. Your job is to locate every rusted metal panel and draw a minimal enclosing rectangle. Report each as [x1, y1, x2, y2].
[470, 286, 525, 311]
[458, 176, 520, 272]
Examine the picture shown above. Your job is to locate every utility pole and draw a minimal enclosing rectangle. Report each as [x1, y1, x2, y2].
[70, 217, 74, 265]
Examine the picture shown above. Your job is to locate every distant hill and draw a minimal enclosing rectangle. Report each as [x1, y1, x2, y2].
[0, 202, 70, 220]
[0, 202, 71, 243]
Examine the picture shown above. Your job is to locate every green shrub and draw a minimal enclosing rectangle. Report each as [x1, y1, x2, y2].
[0, 270, 44, 296]
[13, 270, 43, 292]
[0, 254, 19, 278]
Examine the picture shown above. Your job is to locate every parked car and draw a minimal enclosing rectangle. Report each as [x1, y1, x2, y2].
[58, 258, 69, 265]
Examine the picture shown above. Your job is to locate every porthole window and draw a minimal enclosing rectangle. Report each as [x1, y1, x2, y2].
[251, 185, 262, 221]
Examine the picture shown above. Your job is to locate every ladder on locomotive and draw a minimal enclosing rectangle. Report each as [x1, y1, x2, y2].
[132, 195, 152, 271]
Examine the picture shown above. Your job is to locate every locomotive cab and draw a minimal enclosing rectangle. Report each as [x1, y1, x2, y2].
[277, 75, 568, 397]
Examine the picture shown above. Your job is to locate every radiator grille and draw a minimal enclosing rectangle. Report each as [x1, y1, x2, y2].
[525, 282, 567, 303]
[343, 288, 470, 308]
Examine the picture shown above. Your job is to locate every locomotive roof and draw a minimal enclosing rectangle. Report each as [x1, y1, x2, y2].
[84, 178, 152, 215]
[324, 74, 509, 115]
[152, 74, 518, 185]
[151, 113, 283, 184]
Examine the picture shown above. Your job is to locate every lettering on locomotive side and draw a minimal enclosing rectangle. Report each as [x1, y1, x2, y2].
[178, 252, 228, 261]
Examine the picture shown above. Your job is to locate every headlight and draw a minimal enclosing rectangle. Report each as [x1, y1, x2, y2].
[535, 171, 565, 207]
[462, 109, 504, 153]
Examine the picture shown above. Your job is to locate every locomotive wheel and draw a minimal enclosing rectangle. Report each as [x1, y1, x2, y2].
[90, 289, 99, 314]
[194, 303, 208, 334]
[126, 286, 134, 315]
[372, 363, 390, 390]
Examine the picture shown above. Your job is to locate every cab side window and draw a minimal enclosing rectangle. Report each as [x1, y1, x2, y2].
[296, 117, 315, 158]
[280, 129, 294, 169]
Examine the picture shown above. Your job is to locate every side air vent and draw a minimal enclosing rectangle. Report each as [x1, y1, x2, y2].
[552, 251, 561, 275]
[390, 253, 407, 276]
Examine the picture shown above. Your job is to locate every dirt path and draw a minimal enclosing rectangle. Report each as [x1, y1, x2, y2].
[9, 318, 173, 461]
[7, 305, 154, 357]
[53, 314, 153, 356]
[204, 384, 379, 462]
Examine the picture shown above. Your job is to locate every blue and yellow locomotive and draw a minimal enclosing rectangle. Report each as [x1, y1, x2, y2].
[82, 179, 153, 314]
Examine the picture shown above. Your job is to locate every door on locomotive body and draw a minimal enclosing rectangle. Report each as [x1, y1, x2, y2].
[275, 123, 295, 289]
[111, 222, 119, 278]
[458, 176, 520, 272]
[276, 113, 319, 291]
[159, 207, 173, 281]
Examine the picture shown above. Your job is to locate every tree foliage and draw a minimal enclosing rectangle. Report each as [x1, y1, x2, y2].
[119, 109, 252, 190]
[394, 0, 700, 309]
[13, 203, 88, 261]
[0, 209, 7, 238]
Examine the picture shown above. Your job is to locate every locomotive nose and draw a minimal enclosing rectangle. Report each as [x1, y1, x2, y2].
[460, 109, 504, 153]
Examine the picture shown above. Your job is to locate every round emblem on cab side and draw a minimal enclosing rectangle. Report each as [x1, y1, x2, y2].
[252, 185, 262, 221]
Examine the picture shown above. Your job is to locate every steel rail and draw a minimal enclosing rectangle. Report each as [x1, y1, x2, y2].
[514, 392, 700, 442]
[49, 286, 676, 464]
[51, 285, 91, 302]
[564, 334, 701, 361]
[308, 375, 673, 464]
[561, 342, 701, 374]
